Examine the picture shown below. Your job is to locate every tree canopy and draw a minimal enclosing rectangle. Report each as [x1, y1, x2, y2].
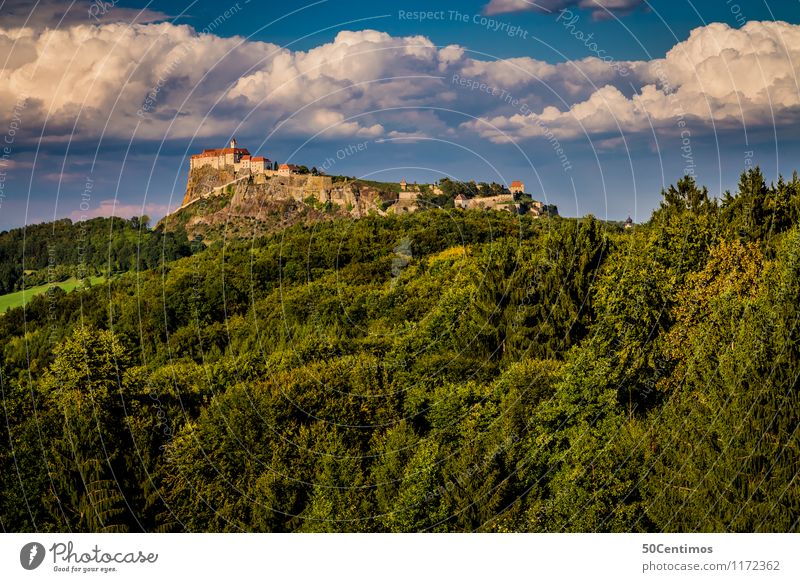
[1, 168, 798, 532]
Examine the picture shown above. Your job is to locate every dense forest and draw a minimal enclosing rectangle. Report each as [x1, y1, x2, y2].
[0, 167, 798, 532]
[0, 216, 192, 293]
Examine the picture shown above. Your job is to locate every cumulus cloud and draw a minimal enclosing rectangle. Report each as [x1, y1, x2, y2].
[227, 29, 445, 138]
[0, 16, 798, 151]
[0, 21, 276, 143]
[483, 0, 645, 19]
[0, 24, 446, 144]
[462, 21, 800, 142]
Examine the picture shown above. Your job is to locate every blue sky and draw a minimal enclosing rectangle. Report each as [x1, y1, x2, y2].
[166, 0, 799, 60]
[1, 0, 799, 229]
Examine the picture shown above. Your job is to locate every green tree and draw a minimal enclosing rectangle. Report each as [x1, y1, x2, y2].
[42, 326, 132, 532]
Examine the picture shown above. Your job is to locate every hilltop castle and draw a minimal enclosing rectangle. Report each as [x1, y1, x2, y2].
[181, 139, 554, 219]
[190, 138, 273, 174]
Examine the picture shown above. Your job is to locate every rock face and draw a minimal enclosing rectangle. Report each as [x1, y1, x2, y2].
[180, 167, 389, 215]
[231, 175, 332, 208]
[165, 166, 557, 241]
[164, 168, 393, 240]
[227, 174, 387, 217]
[182, 166, 235, 206]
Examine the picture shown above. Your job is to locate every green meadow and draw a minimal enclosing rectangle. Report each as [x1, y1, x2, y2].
[0, 276, 105, 313]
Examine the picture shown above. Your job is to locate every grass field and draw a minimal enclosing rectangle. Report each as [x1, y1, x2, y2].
[0, 276, 105, 313]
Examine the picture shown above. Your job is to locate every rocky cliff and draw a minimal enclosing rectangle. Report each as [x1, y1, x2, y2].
[163, 166, 554, 241]
[182, 166, 235, 206]
[163, 168, 395, 240]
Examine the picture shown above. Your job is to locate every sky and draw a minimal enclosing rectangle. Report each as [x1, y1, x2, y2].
[1, 0, 799, 230]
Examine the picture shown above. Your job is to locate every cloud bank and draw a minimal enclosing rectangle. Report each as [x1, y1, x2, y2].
[463, 21, 800, 142]
[1, 16, 798, 151]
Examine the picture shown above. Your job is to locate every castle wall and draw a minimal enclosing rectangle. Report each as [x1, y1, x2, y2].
[191, 156, 224, 170]
[465, 194, 518, 212]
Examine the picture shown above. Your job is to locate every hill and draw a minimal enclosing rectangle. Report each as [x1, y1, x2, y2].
[163, 168, 400, 240]
[0, 168, 797, 533]
[0, 216, 192, 295]
[161, 166, 556, 242]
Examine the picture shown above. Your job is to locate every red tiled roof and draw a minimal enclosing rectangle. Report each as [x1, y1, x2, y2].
[191, 147, 250, 159]
[510, 181, 523, 188]
[252, 156, 268, 162]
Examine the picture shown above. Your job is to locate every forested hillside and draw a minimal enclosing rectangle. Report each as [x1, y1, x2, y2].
[0, 216, 192, 293]
[1, 168, 798, 532]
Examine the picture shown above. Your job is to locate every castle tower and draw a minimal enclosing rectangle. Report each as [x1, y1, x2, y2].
[230, 138, 237, 148]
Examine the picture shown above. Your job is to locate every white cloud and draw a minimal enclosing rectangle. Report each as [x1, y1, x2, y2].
[462, 21, 800, 142]
[0, 17, 798, 151]
[227, 29, 446, 138]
